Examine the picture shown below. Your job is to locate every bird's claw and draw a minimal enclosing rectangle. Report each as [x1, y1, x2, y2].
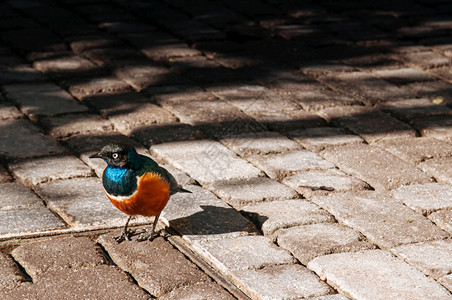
[113, 230, 131, 243]
[136, 232, 155, 242]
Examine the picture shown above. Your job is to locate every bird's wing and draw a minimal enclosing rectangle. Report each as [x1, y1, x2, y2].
[136, 156, 182, 195]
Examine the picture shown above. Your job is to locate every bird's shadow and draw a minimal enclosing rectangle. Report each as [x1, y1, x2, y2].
[166, 205, 266, 237]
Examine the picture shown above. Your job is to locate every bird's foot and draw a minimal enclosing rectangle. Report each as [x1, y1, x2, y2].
[113, 230, 131, 243]
[136, 231, 156, 242]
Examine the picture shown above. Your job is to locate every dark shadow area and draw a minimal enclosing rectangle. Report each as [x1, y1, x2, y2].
[167, 205, 264, 236]
[0, 0, 451, 163]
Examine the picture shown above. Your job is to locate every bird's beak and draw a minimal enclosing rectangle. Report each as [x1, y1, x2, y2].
[89, 152, 102, 159]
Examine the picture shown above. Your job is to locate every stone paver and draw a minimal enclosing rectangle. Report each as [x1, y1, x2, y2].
[308, 250, 452, 300]
[392, 183, 452, 215]
[0, 206, 67, 239]
[3, 82, 88, 121]
[429, 210, 452, 234]
[289, 127, 363, 153]
[241, 199, 335, 237]
[374, 136, 452, 164]
[208, 177, 299, 209]
[151, 140, 263, 184]
[8, 155, 93, 186]
[321, 144, 433, 191]
[162, 185, 258, 241]
[98, 235, 218, 297]
[378, 98, 451, 121]
[282, 169, 370, 198]
[39, 113, 113, 138]
[410, 115, 452, 143]
[0, 252, 24, 289]
[247, 150, 335, 180]
[317, 106, 417, 143]
[277, 223, 376, 265]
[440, 274, 452, 293]
[220, 131, 300, 157]
[0, 266, 150, 300]
[0, 182, 43, 210]
[34, 177, 131, 229]
[391, 239, 452, 280]
[313, 191, 450, 249]
[11, 236, 107, 281]
[0, 119, 67, 160]
[418, 157, 452, 185]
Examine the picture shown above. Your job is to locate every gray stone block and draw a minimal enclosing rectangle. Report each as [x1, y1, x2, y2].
[317, 106, 416, 143]
[64, 76, 132, 100]
[391, 240, 452, 280]
[208, 177, 299, 209]
[220, 131, 300, 157]
[418, 157, 452, 185]
[3, 82, 87, 121]
[308, 250, 452, 300]
[410, 116, 452, 143]
[34, 177, 130, 229]
[312, 191, 449, 249]
[282, 169, 370, 198]
[289, 127, 363, 153]
[0, 119, 67, 160]
[151, 140, 263, 184]
[378, 98, 451, 121]
[192, 235, 296, 273]
[39, 113, 113, 138]
[242, 199, 334, 237]
[247, 150, 335, 180]
[12, 236, 107, 281]
[428, 210, 452, 234]
[163, 185, 258, 241]
[0, 206, 67, 239]
[277, 223, 376, 265]
[235, 264, 333, 300]
[374, 137, 452, 164]
[392, 183, 452, 215]
[0, 182, 43, 210]
[321, 144, 433, 191]
[9, 155, 93, 186]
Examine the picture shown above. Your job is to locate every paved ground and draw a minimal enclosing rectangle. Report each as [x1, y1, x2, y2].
[0, 0, 451, 299]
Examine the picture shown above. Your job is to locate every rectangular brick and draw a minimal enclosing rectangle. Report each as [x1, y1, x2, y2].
[162, 185, 258, 241]
[3, 82, 88, 121]
[392, 183, 452, 215]
[391, 239, 452, 280]
[0, 119, 66, 160]
[151, 140, 263, 184]
[418, 157, 452, 185]
[317, 106, 416, 143]
[242, 199, 335, 237]
[0, 182, 43, 210]
[321, 144, 432, 191]
[208, 177, 299, 209]
[0, 206, 67, 239]
[33, 54, 101, 79]
[39, 113, 113, 138]
[374, 137, 452, 164]
[288, 127, 363, 153]
[308, 250, 451, 300]
[277, 223, 375, 265]
[312, 191, 449, 249]
[378, 98, 451, 121]
[247, 150, 335, 180]
[8, 155, 93, 186]
[410, 116, 452, 143]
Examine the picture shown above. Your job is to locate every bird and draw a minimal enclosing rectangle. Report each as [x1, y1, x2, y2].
[89, 143, 191, 243]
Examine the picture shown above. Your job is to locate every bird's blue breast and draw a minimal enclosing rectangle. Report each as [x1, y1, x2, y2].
[102, 166, 137, 196]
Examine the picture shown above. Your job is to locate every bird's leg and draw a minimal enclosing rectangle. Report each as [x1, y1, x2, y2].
[114, 215, 132, 243]
[137, 213, 161, 242]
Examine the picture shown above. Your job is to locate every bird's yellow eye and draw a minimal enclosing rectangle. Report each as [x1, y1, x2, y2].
[112, 153, 119, 159]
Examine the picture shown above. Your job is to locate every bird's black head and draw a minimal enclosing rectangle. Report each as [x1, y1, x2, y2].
[89, 144, 137, 168]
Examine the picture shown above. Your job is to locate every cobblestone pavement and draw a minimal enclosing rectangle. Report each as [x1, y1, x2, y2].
[0, 0, 451, 299]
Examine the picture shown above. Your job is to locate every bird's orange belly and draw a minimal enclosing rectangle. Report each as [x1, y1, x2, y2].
[105, 172, 170, 217]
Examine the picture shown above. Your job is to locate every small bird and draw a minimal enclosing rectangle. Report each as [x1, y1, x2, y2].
[90, 144, 190, 243]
